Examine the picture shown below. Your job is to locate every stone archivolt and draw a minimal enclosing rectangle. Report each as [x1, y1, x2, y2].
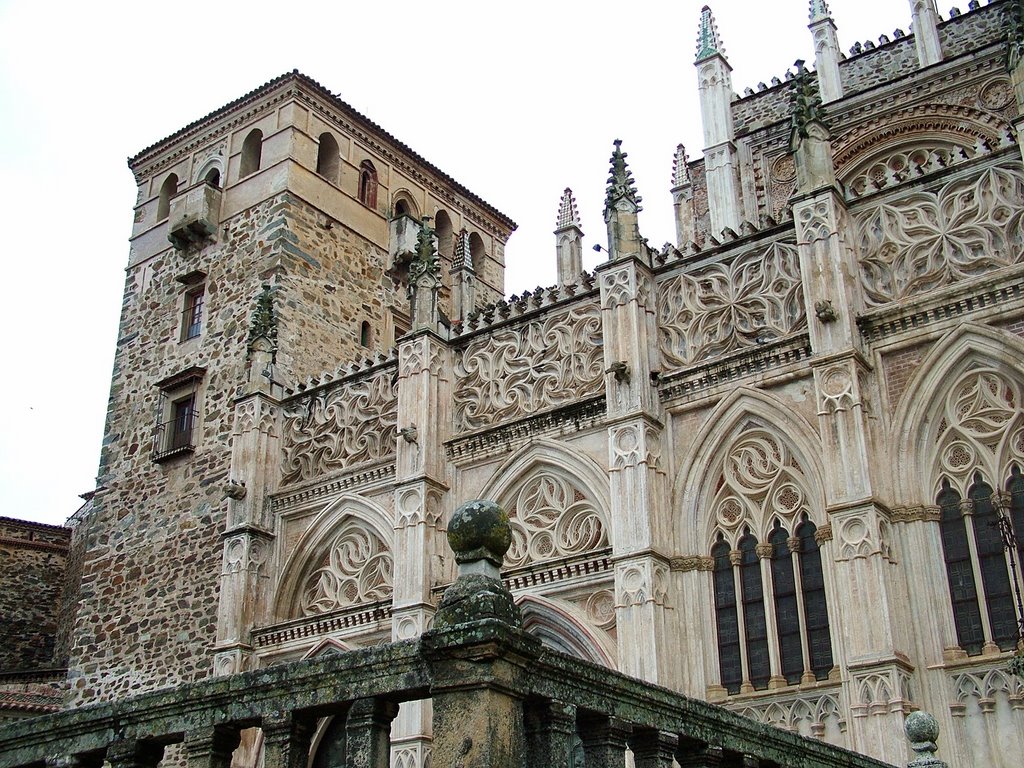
[502, 471, 608, 569]
[452, 304, 603, 432]
[854, 164, 1024, 306]
[657, 241, 806, 369]
[931, 367, 1024, 496]
[298, 521, 393, 617]
[280, 368, 398, 485]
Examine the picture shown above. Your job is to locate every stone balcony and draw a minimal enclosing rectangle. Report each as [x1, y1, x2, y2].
[168, 182, 222, 250]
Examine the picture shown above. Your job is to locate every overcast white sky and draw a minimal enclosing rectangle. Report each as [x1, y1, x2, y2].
[0, 0, 922, 524]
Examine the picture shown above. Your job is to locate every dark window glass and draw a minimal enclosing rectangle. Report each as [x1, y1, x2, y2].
[938, 479, 985, 655]
[170, 395, 195, 451]
[712, 539, 742, 695]
[183, 289, 204, 340]
[770, 525, 802, 684]
[739, 534, 770, 690]
[1009, 465, 1024, 589]
[969, 475, 1017, 650]
[797, 520, 834, 679]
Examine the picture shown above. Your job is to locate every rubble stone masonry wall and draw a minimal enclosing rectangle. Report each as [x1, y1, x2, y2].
[70, 188, 402, 705]
[0, 519, 69, 672]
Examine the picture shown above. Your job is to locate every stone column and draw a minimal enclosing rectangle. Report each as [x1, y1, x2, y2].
[391, 330, 451, 766]
[630, 729, 679, 768]
[104, 741, 164, 768]
[261, 712, 314, 768]
[808, 1, 843, 103]
[790, 87, 911, 764]
[578, 713, 631, 768]
[597, 176, 675, 685]
[345, 698, 400, 768]
[183, 726, 241, 768]
[421, 500, 543, 768]
[671, 144, 695, 248]
[525, 699, 578, 767]
[450, 229, 476, 322]
[214, 381, 280, 676]
[554, 188, 585, 286]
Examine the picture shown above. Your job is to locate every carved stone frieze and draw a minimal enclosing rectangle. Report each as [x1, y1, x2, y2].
[658, 241, 806, 368]
[452, 304, 603, 431]
[854, 163, 1024, 306]
[796, 200, 837, 244]
[949, 665, 1024, 717]
[669, 555, 714, 572]
[280, 368, 398, 486]
[504, 472, 608, 569]
[599, 266, 654, 310]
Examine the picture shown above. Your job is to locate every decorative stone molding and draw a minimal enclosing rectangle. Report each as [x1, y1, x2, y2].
[669, 555, 715, 572]
[233, 398, 279, 437]
[949, 665, 1024, 717]
[795, 201, 837, 244]
[732, 689, 846, 745]
[657, 241, 805, 368]
[889, 505, 941, 523]
[813, 523, 833, 543]
[270, 465, 395, 512]
[850, 665, 914, 717]
[452, 304, 603, 432]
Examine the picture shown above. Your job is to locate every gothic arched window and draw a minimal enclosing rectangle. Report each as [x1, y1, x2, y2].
[708, 429, 835, 694]
[931, 369, 1024, 655]
[358, 160, 378, 208]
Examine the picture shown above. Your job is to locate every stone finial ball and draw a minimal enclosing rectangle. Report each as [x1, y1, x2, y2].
[446, 499, 512, 566]
[905, 710, 940, 745]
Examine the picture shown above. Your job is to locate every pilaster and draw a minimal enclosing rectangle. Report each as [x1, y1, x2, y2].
[213, 381, 281, 675]
[391, 330, 451, 763]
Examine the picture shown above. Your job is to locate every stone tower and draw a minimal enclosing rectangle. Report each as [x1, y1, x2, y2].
[67, 71, 515, 705]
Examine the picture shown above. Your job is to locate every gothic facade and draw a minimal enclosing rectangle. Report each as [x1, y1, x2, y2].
[32, 2, 1024, 767]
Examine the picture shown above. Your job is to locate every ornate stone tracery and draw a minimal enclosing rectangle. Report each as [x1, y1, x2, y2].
[452, 304, 603, 431]
[280, 368, 398, 485]
[854, 164, 1024, 306]
[657, 241, 806, 368]
[734, 691, 847, 746]
[503, 472, 608, 569]
[298, 521, 393, 617]
[709, 429, 815, 542]
[931, 367, 1024, 496]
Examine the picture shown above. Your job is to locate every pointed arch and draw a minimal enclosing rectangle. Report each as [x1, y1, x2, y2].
[891, 323, 1024, 503]
[274, 495, 394, 621]
[517, 594, 616, 668]
[673, 387, 825, 554]
[477, 439, 612, 568]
